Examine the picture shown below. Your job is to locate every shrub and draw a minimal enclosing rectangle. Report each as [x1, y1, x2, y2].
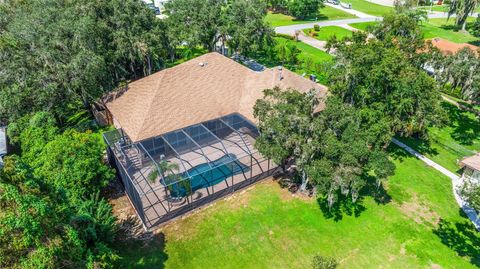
[314, 24, 320, 31]
[312, 255, 338, 269]
[468, 15, 480, 37]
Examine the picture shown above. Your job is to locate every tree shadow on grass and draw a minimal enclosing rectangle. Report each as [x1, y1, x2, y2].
[316, 175, 392, 221]
[442, 102, 480, 146]
[114, 231, 168, 269]
[317, 194, 366, 221]
[112, 210, 168, 268]
[440, 24, 462, 31]
[469, 40, 480, 47]
[393, 136, 440, 159]
[433, 215, 480, 267]
[361, 174, 392, 205]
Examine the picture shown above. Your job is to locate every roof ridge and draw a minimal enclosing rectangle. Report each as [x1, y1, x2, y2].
[133, 71, 167, 141]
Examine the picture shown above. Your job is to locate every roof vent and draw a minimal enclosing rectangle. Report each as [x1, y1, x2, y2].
[278, 66, 283, 81]
[199, 62, 208, 67]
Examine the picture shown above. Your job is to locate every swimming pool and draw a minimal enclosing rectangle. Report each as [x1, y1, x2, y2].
[166, 154, 249, 197]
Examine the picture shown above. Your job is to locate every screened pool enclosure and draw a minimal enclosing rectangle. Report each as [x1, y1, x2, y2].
[104, 113, 278, 230]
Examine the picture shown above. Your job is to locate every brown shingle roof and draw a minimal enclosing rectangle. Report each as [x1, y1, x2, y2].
[107, 52, 328, 142]
[460, 154, 480, 171]
[430, 38, 479, 55]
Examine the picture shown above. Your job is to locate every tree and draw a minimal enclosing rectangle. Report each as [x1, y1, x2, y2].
[305, 97, 394, 206]
[165, 0, 224, 52]
[148, 159, 180, 183]
[434, 47, 480, 103]
[327, 31, 445, 138]
[165, 0, 274, 56]
[461, 179, 480, 213]
[372, 9, 428, 59]
[274, 41, 301, 66]
[254, 87, 315, 174]
[254, 88, 394, 206]
[266, 0, 288, 12]
[312, 255, 338, 269]
[223, 0, 274, 56]
[9, 112, 113, 203]
[0, 0, 170, 123]
[470, 15, 480, 37]
[1, 112, 118, 268]
[0, 156, 119, 268]
[287, 0, 324, 20]
[448, 0, 479, 31]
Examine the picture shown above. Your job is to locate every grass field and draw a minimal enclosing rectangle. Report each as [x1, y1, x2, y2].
[398, 102, 480, 174]
[303, 26, 353, 41]
[114, 146, 480, 268]
[270, 37, 334, 64]
[347, 18, 479, 44]
[265, 6, 356, 27]
[418, 5, 480, 13]
[421, 17, 479, 44]
[346, 0, 393, 16]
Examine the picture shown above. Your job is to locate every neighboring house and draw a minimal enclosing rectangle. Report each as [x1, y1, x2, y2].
[103, 52, 327, 230]
[0, 126, 7, 167]
[460, 154, 480, 183]
[430, 38, 479, 55]
[142, 0, 169, 17]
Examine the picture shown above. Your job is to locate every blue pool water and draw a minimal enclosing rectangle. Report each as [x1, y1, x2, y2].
[166, 154, 249, 197]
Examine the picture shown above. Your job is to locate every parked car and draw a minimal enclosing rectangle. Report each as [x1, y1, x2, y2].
[327, 0, 340, 4]
[340, 2, 352, 9]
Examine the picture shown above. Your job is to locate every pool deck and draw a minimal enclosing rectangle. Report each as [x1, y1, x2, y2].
[123, 131, 273, 229]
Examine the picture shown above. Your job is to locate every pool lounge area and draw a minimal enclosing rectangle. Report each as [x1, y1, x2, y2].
[104, 114, 278, 230]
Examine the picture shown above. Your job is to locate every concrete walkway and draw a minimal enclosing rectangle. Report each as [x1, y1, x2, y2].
[338, 24, 360, 31]
[297, 31, 328, 51]
[392, 138, 480, 230]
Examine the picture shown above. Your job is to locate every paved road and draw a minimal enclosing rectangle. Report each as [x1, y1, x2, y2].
[324, 3, 375, 18]
[275, 17, 381, 35]
[275, 4, 478, 35]
[393, 138, 480, 230]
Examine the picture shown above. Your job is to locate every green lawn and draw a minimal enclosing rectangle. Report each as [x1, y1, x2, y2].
[418, 5, 449, 12]
[347, 18, 479, 44]
[346, 0, 394, 16]
[267, 37, 333, 64]
[397, 102, 480, 174]
[421, 18, 479, 44]
[418, 5, 480, 13]
[114, 147, 480, 268]
[349, 21, 379, 31]
[265, 6, 356, 27]
[303, 26, 353, 41]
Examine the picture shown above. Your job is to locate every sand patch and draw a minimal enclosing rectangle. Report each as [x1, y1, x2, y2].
[397, 194, 440, 226]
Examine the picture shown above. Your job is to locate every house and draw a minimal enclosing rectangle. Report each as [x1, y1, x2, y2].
[103, 52, 327, 230]
[460, 154, 480, 183]
[142, 0, 169, 18]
